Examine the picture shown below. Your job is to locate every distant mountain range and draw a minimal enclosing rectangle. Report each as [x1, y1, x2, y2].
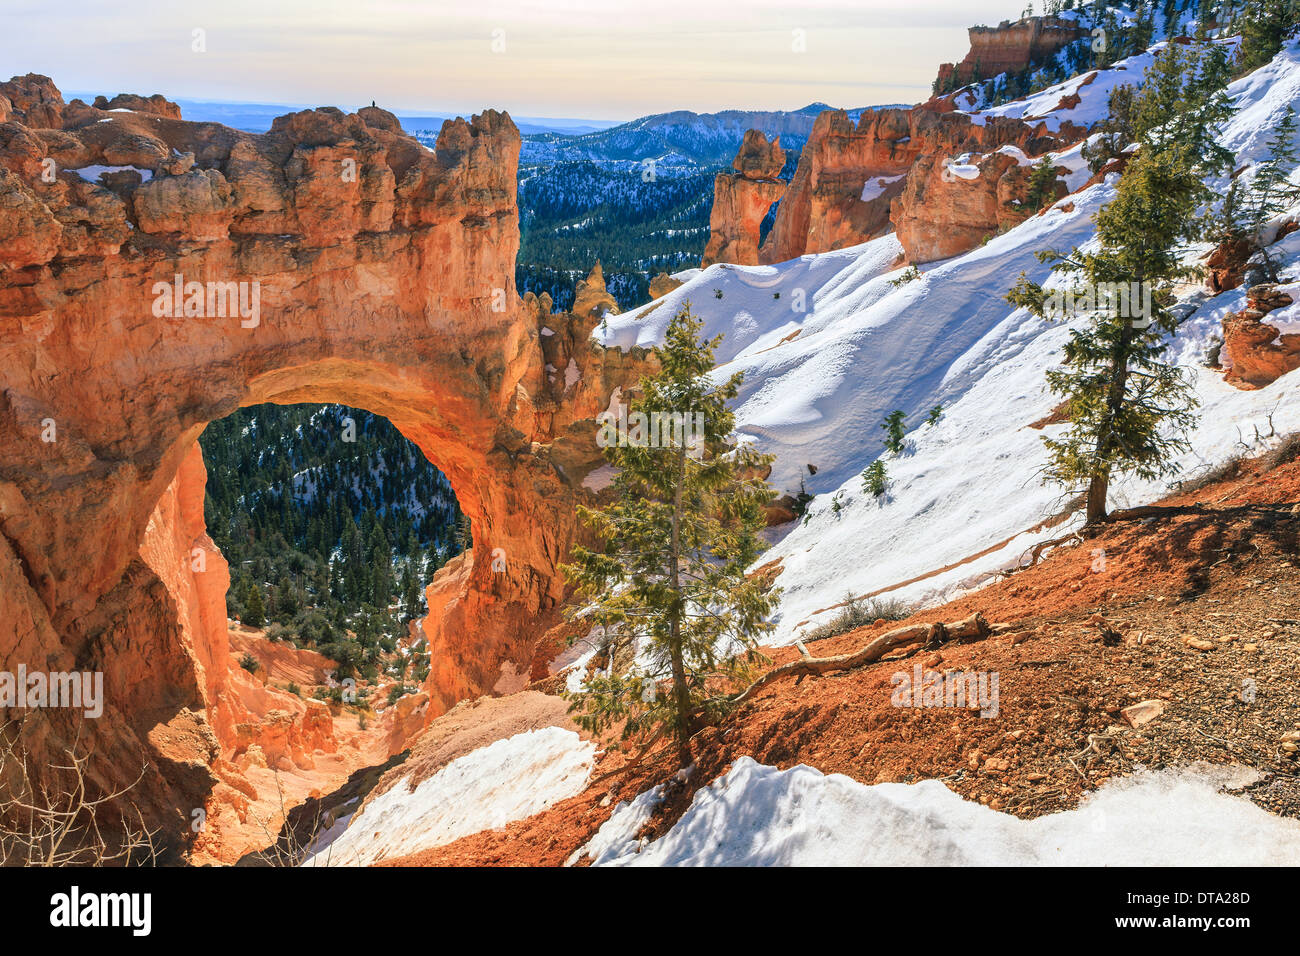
[519, 104, 887, 169]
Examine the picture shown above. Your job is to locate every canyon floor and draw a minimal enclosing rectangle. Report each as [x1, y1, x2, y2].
[275, 439, 1300, 867]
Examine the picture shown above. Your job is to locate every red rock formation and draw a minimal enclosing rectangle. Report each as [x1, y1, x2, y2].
[754, 105, 1080, 266]
[702, 130, 786, 267]
[1205, 236, 1255, 293]
[1222, 285, 1300, 389]
[649, 272, 683, 299]
[935, 16, 1089, 92]
[91, 92, 183, 120]
[0, 73, 65, 127]
[0, 76, 639, 857]
[892, 148, 1068, 263]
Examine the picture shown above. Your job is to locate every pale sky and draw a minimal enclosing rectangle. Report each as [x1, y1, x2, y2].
[3, 0, 1031, 121]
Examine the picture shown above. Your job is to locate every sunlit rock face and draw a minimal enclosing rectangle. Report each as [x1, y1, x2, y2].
[1222, 285, 1300, 390]
[702, 130, 786, 268]
[0, 74, 645, 856]
[752, 105, 1080, 266]
[934, 16, 1090, 91]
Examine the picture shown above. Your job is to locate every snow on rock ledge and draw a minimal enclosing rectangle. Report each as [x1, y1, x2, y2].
[584, 757, 1300, 867]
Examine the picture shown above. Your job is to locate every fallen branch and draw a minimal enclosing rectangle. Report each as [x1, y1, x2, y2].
[587, 726, 667, 788]
[728, 612, 991, 707]
[1098, 504, 1210, 523]
[1024, 532, 1082, 567]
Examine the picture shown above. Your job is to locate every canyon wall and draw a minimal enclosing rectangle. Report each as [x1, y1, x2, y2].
[0, 75, 638, 857]
[743, 105, 1081, 267]
[935, 15, 1089, 91]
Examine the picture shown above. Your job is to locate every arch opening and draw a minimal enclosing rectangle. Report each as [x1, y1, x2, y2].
[168, 401, 474, 862]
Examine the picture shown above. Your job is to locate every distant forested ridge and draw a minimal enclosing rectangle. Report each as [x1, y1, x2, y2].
[200, 404, 465, 684]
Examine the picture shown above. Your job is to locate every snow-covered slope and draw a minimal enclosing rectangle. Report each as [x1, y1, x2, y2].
[595, 41, 1300, 645]
[302, 727, 595, 866]
[580, 758, 1300, 866]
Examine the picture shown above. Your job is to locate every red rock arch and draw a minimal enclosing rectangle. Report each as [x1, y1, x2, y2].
[0, 77, 641, 856]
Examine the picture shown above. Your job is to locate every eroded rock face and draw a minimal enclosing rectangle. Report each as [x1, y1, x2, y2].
[892, 148, 1061, 264]
[701, 131, 786, 267]
[649, 272, 684, 299]
[0, 73, 65, 128]
[1205, 236, 1256, 293]
[0, 78, 638, 857]
[1222, 285, 1300, 389]
[935, 16, 1089, 91]
[752, 105, 1079, 266]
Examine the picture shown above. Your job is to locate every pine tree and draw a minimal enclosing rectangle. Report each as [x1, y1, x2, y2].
[1083, 84, 1138, 173]
[1005, 40, 1241, 523]
[1007, 112, 1232, 521]
[881, 410, 907, 455]
[1241, 105, 1300, 280]
[1022, 156, 1062, 213]
[244, 581, 266, 628]
[454, 512, 472, 552]
[402, 560, 424, 622]
[1240, 0, 1299, 72]
[861, 460, 889, 498]
[370, 543, 392, 610]
[275, 571, 299, 618]
[562, 303, 779, 767]
[1132, 42, 1235, 193]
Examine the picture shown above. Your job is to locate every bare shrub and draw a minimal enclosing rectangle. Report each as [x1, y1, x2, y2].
[1259, 431, 1300, 473]
[1175, 456, 1243, 495]
[0, 723, 157, 866]
[802, 595, 914, 643]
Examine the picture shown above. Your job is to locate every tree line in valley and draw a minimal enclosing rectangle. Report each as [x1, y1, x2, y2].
[199, 404, 470, 687]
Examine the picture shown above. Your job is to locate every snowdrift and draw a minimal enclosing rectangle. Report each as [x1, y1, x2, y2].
[302, 727, 594, 866]
[579, 757, 1300, 866]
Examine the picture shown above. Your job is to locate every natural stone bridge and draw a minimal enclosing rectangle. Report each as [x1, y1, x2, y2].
[0, 75, 645, 854]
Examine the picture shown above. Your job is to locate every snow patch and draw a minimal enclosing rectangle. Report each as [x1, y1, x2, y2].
[66, 164, 153, 183]
[302, 727, 595, 866]
[588, 758, 1300, 866]
[859, 173, 905, 202]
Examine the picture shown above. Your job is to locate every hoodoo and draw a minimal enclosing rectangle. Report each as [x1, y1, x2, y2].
[705, 104, 1085, 268]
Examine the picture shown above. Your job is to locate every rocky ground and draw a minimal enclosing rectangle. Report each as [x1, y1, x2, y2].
[189, 626, 399, 865]
[371, 437, 1300, 866]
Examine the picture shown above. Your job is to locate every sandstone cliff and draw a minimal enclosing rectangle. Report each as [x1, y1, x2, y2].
[935, 16, 1089, 92]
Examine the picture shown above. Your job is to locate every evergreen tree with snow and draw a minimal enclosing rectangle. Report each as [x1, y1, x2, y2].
[881, 410, 907, 455]
[1007, 42, 1236, 523]
[861, 460, 889, 498]
[1083, 84, 1138, 173]
[1239, 0, 1300, 72]
[1241, 105, 1300, 280]
[1023, 156, 1062, 213]
[562, 303, 778, 767]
